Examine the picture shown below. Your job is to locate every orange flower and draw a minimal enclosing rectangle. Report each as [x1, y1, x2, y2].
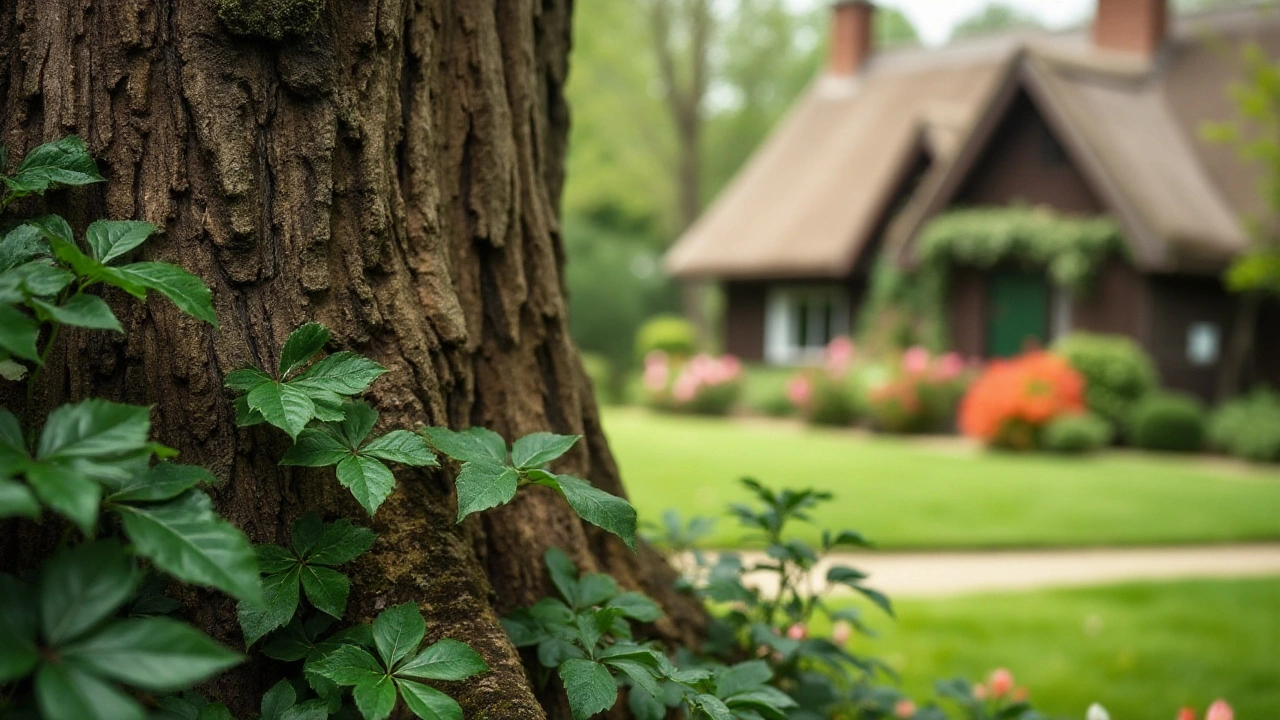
[959, 351, 1085, 448]
[894, 699, 917, 718]
[988, 668, 1014, 698]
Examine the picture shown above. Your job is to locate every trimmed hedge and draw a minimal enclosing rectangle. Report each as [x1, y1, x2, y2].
[1209, 389, 1280, 462]
[1053, 332, 1158, 432]
[1042, 413, 1113, 454]
[635, 314, 696, 359]
[1130, 392, 1206, 453]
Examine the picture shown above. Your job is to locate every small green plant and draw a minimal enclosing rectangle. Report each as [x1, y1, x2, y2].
[1208, 389, 1280, 462]
[1041, 412, 1113, 454]
[503, 548, 797, 720]
[635, 314, 697, 360]
[1130, 392, 1206, 453]
[307, 602, 488, 720]
[1053, 332, 1158, 432]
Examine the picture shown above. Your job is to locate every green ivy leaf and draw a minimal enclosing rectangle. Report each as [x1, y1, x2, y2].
[85, 220, 155, 265]
[308, 643, 384, 685]
[601, 657, 661, 699]
[825, 566, 869, 586]
[511, 432, 580, 469]
[0, 478, 40, 519]
[300, 565, 350, 618]
[62, 616, 241, 691]
[224, 367, 271, 393]
[237, 566, 302, 647]
[37, 399, 151, 460]
[0, 259, 74, 300]
[291, 352, 386, 395]
[335, 401, 378, 448]
[0, 575, 39, 682]
[248, 381, 316, 440]
[420, 426, 507, 465]
[544, 547, 580, 608]
[39, 541, 136, 646]
[396, 679, 463, 720]
[606, 593, 662, 623]
[373, 602, 425, 669]
[335, 454, 396, 516]
[107, 462, 214, 503]
[559, 658, 618, 720]
[281, 428, 350, 467]
[111, 262, 217, 327]
[8, 136, 102, 194]
[279, 323, 330, 378]
[361, 430, 438, 467]
[851, 584, 894, 618]
[692, 693, 735, 720]
[305, 518, 377, 565]
[551, 474, 637, 551]
[29, 294, 122, 333]
[576, 573, 620, 608]
[352, 674, 398, 720]
[453, 460, 518, 521]
[256, 544, 300, 574]
[115, 490, 262, 604]
[0, 224, 52, 273]
[0, 303, 40, 360]
[395, 638, 488, 681]
[25, 461, 102, 533]
[35, 662, 144, 720]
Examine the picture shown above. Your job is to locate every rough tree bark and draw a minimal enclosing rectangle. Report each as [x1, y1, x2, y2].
[0, 1, 704, 717]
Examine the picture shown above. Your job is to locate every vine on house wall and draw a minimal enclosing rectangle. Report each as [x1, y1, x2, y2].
[857, 205, 1125, 352]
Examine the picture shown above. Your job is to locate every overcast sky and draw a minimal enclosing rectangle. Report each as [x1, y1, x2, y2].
[883, 0, 1095, 44]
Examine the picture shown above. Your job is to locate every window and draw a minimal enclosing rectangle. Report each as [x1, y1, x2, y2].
[1186, 322, 1221, 367]
[764, 286, 850, 364]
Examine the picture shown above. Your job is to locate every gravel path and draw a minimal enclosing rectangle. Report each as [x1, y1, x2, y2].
[699, 544, 1280, 598]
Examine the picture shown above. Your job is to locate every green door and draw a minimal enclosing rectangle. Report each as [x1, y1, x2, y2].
[986, 271, 1049, 357]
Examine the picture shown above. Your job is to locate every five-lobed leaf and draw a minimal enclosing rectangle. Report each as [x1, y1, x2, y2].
[291, 352, 386, 396]
[305, 517, 377, 565]
[395, 638, 488, 681]
[247, 381, 315, 440]
[336, 454, 396, 516]
[300, 565, 350, 618]
[396, 678, 464, 720]
[352, 675, 397, 720]
[373, 601, 425, 669]
[238, 566, 302, 647]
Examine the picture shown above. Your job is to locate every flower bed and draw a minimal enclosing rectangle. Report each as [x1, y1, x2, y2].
[642, 350, 743, 415]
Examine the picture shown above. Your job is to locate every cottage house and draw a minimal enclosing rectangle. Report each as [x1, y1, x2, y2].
[664, 0, 1280, 399]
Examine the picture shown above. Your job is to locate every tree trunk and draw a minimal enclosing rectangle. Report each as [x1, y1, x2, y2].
[0, 1, 703, 717]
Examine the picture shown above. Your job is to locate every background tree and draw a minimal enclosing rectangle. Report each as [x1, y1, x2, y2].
[950, 2, 1044, 40]
[0, 1, 701, 717]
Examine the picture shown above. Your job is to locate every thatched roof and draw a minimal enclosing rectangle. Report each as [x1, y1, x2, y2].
[666, 6, 1278, 279]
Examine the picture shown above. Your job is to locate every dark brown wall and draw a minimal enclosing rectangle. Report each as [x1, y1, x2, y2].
[724, 281, 768, 361]
[955, 93, 1104, 213]
[948, 269, 987, 358]
[1072, 259, 1148, 341]
[1147, 274, 1240, 401]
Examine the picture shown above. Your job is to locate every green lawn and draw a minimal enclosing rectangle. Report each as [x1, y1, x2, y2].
[813, 578, 1280, 720]
[603, 408, 1280, 549]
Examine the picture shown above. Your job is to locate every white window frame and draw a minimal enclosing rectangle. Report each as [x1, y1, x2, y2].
[1050, 285, 1074, 340]
[764, 285, 850, 365]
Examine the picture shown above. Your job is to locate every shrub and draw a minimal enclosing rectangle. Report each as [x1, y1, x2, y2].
[1209, 389, 1280, 462]
[642, 351, 742, 415]
[635, 314, 696, 360]
[865, 347, 971, 434]
[1053, 332, 1158, 431]
[1130, 392, 1206, 452]
[787, 338, 860, 426]
[1042, 413, 1113, 454]
[959, 351, 1086, 449]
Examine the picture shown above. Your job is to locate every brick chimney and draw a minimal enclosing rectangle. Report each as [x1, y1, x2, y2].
[1093, 0, 1169, 56]
[829, 1, 875, 76]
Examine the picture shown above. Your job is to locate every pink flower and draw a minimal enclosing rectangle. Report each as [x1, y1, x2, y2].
[973, 683, 988, 700]
[643, 362, 668, 392]
[672, 373, 699, 403]
[935, 352, 964, 381]
[1206, 700, 1233, 720]
[988, 668, 1013, 698]
[644, 350, 668, 368]
[1178, 709, 1196, 720]
[903, 346, 931, 375]
[894, 699, 916, 718]
[785, 623, 807, 641]
[688, 353, 715, 382]
[786, 376, 813, 408]
[720, 355, 742, 382]
[831, 620, 852, 647]
[825, 337, 856, 376]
